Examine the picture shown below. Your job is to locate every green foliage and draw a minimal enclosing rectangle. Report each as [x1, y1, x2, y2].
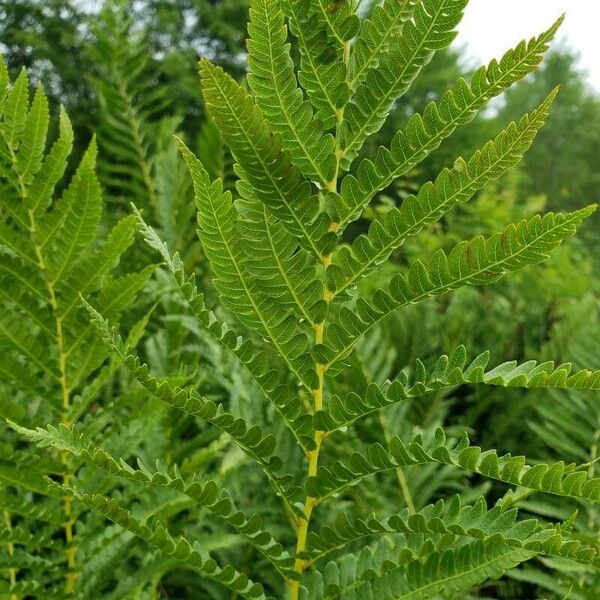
[0, 56, 151, 596]
[341, 0, 467, 163]
[89, 3, 170, 211]
[1, 2, 599, 599]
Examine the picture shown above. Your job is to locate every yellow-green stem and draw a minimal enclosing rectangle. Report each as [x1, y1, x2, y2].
[27, 207, 76, 594]
[289, 348, 326, 600]
[289, 37, 351, 600]
[4, 511, 17, 600]
[379, 412, 415, 513]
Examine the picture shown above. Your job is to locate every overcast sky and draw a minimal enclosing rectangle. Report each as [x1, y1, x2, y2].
[454, 0, 600, 91]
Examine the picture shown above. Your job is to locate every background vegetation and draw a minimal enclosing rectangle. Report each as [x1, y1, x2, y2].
[0, 0, 598, 598]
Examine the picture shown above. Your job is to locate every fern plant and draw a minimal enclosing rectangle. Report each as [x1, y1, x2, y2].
[0, 56, 153, 596]
[6, 1, 600, 598]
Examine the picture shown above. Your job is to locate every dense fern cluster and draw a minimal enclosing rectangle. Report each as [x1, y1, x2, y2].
[0, 0, 599, 598]
[0, 55, 152, 596]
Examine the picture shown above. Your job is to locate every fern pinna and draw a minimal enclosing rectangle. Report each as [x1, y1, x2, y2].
[0, 57, 151, 596]
[5, 1, 600, 599]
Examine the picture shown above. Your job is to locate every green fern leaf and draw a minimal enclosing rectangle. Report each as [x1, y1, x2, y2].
[27, 107, 74, 216]
[310, 0, 360, 46]
[282, 0, 349, 131]
[307, 427, 600, 503]
[335, 16, 563, 230]
[341, 0, 468, 163]
[324, 207, 596, 370]
[331, 90, 558, 296]
[42, 141, 102, 285]
[89, 5, 170, 211]
[179, 139, 315, 388]
[238, 199, 324, 326]
[348, 0, 418, 90]
[306, 495, 597, 566]
[1, 67, 28, 148]
[134, 210, 314, 448]
[0, 311, 59, 381]
[309, 539, 534, 600]
[57, 214, 139, 319]
[199, 58, 330, 258]
[84, 302, 302, 514]
[70, 490, 272, 600]
[66, 267, 155, 388]
[248, 0, 336, 183]
[0, 275, 53, 336]
[11, 421, 296, 577]
[34, 140, 98, 249]
[315, 345, 600, 432]
[15, 84, 49, 185]
[0, 220, 37, 265]
[0, 491, 63, 526]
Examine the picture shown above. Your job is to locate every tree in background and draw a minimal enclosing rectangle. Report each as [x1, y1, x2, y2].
[0, 0, 92, 133]
[0, 0, 250, 141]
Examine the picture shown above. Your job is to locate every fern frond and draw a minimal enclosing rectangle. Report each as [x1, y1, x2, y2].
[11, 422, 295, 577]
[238, 199, 324, 326]
[307, 539, 534, 600]
[248, 0, 336, 183]
[324, 207, 596, 370]
[1, 3, 597, 596]
[179, 139, 314, 388]
[84, 303, 301, 515]
[315, 345, 600, 432]
[199, 59, 329, 259]
[134, 209, 313, 449]
[66, 269, 155, 388]
[310, 0, 360, 47]
[0, 353, 46, 399]
[89, 5, 170, 210]
[0, 491, 63, 526]
[0, 277, 53, 335]
[71, 491, 272, 600]
[1, 67, 28, 150]
[306, 495, 597, 566]
[0, 256, 49, 302]
[100, 554, 175, 600]
[307, 427, 600, 503]
[0, 453, 62, 497]
[15, 84, 49, 185]
[42, 140, 102, 285]
[0, 220, 37, 264]
[282, 0, 348, 131]
[0, 311, 59, 381]
[34, 140, 98, 250]
[335, 16, 563, 230]
[27, 107, 74, 216]
[57, 214, 139, 319]
[349, 0, 418, 90]
[341, 0, 468, 163]
[332, 91, 558, 295]
[0, 524, 57, 551]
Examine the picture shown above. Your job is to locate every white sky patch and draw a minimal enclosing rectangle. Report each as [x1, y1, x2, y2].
[453, 0, 600, 92]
